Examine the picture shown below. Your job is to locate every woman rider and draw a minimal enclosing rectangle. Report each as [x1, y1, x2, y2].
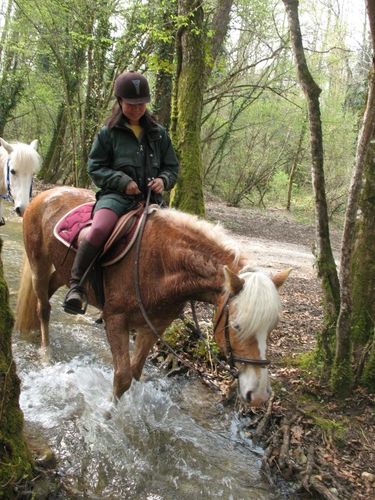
[63, 71, 179, 314]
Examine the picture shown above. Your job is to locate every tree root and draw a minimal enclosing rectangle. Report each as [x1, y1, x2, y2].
[253, 392, 275, 442]
[257, 407, 350, 500]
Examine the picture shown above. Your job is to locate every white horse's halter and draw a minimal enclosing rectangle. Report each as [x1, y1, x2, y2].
[0, 156, 33, 203]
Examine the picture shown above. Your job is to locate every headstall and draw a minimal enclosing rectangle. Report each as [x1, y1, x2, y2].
[213, 292, 271, 375]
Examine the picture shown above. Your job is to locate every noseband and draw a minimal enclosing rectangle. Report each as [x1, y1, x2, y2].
[213, 292, 271, 375]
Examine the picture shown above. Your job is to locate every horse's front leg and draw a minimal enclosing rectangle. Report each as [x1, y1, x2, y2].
[104, 312, 132, 399]
[131, 328, 158, 381]
[0, 199, 5, 226]
[31, 274, 51, 349]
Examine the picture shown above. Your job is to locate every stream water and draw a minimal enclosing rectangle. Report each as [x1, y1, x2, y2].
[1, 208, 285, 499]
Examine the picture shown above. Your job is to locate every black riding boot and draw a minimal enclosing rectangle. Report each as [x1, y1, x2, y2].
[63, 239, 100, 315]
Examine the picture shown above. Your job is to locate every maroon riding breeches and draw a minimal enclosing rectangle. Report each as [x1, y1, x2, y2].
[85, 208, 119, 248]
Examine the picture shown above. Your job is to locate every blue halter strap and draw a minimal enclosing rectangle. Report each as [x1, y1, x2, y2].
[0, 157, 13, 202]
[0, 157, 33, 202]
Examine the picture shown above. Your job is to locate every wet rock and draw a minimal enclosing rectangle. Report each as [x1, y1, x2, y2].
[35, 449, 57, 469]
[361, 472, 375, 483]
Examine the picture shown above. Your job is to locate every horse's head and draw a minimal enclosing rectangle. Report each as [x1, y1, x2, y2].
[213, 266, 290, 407]
[0, 138, 41, 216]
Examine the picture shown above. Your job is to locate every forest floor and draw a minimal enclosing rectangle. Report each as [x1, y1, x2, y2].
[154, 194, 375, 500]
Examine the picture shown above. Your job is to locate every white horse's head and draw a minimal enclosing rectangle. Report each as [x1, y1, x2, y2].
[0, 138, 41, 217]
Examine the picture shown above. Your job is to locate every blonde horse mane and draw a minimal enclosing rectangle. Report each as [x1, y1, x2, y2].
[231, 270, 281, 341]
[156, 208, 244, 266]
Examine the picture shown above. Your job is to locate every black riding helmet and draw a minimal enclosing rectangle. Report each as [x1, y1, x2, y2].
[114, 71, 151, 104]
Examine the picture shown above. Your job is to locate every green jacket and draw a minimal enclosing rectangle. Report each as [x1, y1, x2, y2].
[88, 116, 179, 215]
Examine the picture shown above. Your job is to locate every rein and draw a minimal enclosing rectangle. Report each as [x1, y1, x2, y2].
[132, 189, 213, 383]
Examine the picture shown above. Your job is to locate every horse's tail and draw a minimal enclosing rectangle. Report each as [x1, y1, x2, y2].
[15, 254, 40, 333]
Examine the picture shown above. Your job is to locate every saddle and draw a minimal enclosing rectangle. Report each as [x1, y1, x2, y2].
[54, 202, 159, 266]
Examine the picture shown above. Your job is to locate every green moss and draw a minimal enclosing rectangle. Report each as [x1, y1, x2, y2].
[330, 358, 353, 397]
[163, 319, 190, 347]
[361, 341, 375, 391]
[295, 351, 322, 373]
[311, 415, 348, 447]
[0, 240, 33, 495]
[191, 338, 219, 362]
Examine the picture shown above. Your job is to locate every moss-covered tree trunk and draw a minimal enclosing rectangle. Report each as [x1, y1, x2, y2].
[153, 0, 177, 130]
[331, 1, 375, 393]
[171, 0, 233, 215]
[351, 139, 375, 389]
[0, 5, 25, 137]
[0, 239, 33, 495]
[170, 0, 206, 215]
[282, 0, 340, 379]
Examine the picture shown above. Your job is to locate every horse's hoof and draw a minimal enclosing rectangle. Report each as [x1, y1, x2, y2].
[39, 345, 52, 362]
[0, 218, 5, 226]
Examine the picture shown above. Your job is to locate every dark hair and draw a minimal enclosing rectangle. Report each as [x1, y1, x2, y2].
[105, 101, 158, 130]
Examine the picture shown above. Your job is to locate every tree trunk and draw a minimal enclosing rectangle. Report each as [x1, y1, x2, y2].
[0, 6, 25, 136]
[153, 1, 177, 130]
[170, 0, 206, 215]
[282, 0, 340, 376]
[0, 240, 33, 495]
[286, 116, 306, 211]
[39, 103, 68, 182]
[334, 0, 375, 392]
[171, 0, 234, 214]
[351, 139, 375, 388]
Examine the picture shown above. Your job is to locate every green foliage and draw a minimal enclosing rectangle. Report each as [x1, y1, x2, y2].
[163, 320, 190, 347]
[191, 337, 220, 363]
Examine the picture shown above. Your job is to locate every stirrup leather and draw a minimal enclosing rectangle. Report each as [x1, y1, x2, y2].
[63, 285, 88, 315]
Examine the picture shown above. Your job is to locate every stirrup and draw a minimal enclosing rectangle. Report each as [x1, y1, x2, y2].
[63, 285, 88, 315]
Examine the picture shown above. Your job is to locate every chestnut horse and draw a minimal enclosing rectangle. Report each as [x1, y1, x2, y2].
[15, 187, 289, 406]
[0, 137, 41, 224]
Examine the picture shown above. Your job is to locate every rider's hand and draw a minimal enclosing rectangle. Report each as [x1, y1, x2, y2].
[148, 177, 164, 194]
[124, 181, 141, 195]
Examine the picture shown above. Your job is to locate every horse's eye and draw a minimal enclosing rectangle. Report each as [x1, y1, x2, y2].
[232, 322, 241, 331]
[10, 169, 16, 175]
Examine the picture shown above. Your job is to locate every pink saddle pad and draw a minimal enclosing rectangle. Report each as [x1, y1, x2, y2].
[54, 202, 94, 249]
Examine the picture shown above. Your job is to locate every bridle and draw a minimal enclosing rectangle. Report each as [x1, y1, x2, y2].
[213, 292, 271, 375]
[0, 158, 13, 202]
[0, 157, 33, 203]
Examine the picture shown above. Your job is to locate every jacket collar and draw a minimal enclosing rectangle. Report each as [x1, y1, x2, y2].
[115, 115, 160, 141]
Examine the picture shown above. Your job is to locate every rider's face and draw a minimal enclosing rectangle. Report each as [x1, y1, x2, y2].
[120, 100, 147, 125]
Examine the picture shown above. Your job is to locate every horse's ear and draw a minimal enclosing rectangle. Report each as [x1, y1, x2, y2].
[0, 138, 13, 153]
[272, 268, 292, 288]
[223, 266, 244, 295]
[30, 139, 38, 150]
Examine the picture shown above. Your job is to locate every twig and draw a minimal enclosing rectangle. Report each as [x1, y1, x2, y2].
[310, 476, 340, 500]
[279, 417, 291, 470]
[302, 444, 315, 490]
[253, 392, 275, 441]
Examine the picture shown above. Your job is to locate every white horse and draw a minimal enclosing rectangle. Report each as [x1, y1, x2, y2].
[0, 138, 41, 225]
